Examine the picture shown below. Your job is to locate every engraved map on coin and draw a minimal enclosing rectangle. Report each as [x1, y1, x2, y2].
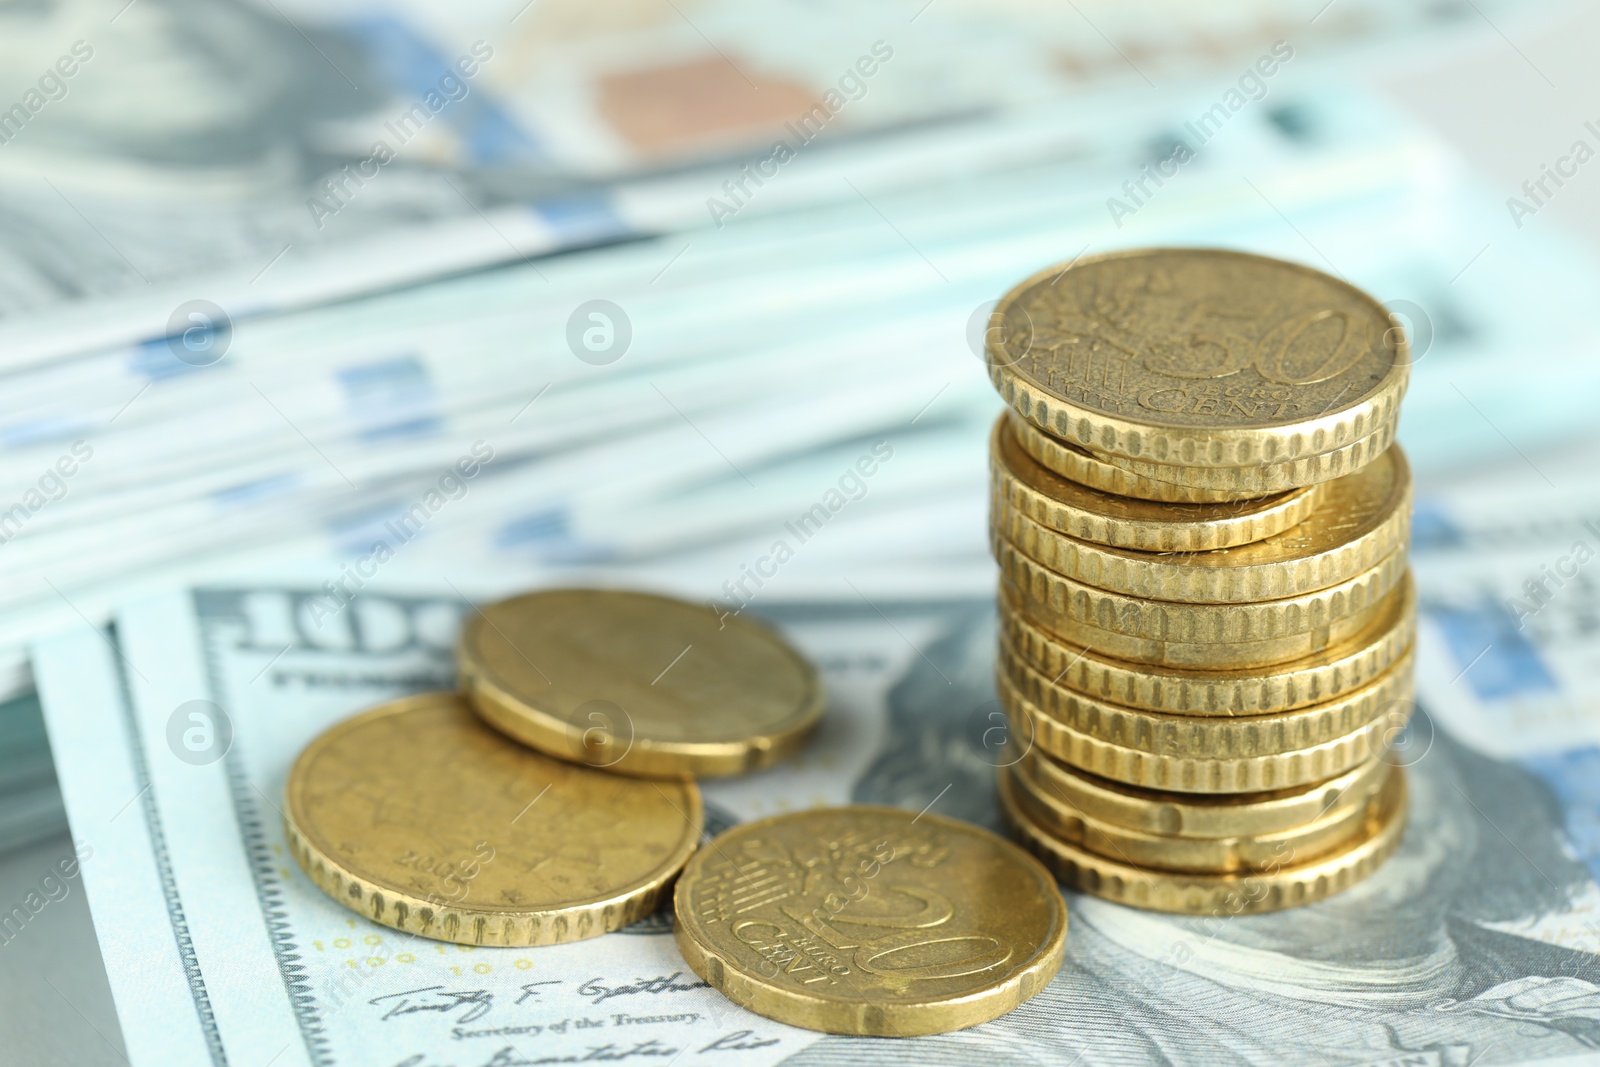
[992, 248, 1405, 431]
[673, 806, 1067, 1036]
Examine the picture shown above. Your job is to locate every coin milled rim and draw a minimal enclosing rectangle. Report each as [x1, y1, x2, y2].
[672, 806, 1068, 1036]
[1001, 639, 1415, 758]
[987, 248, 1410, 467]
[284, 693, 703, 946]
[1006, 760, 1398, 874]
[1004, 574, 1396, 668]
[996, 535, 1406, 644]
[998, 674, 1406, 793]
[1006, 411, 1397, 499]
[1094, 420, 1397, 493]
[990, 416, 1322, 552]
[1000, 766, 1408, 914]
[995, 445, 1411, 604]
[1021, 750, 1394, 840]
[1001, 573, 1416, 713]
[1007, 412, 1261, 502]
[458, 588, 825, 779]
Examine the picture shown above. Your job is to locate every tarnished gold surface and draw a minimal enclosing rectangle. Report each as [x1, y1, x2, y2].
[459, 588, 823, 778]
[987, 248, 1408, 468]
[997, 445, 1411, 604]
[284, 693, 702, 946]
[1001, 574, 1416, 713]
[1000, 766, 1407, 914]
[1000, 639, 1414, 758]
[673, 806, 1067, 1036]
[1021, 751, 1393, 840]
[990, 416, 1321, 551]
[1006, 759, 1398, 874]
[1008, 410, 1396, 499]
[999, 673, 1404, 793]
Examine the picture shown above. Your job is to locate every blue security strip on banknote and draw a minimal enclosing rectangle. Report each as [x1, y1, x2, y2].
[34, 584, 1600, 1067]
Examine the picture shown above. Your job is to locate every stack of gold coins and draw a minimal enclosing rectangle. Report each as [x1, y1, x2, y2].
[983, 248, 1416, 914]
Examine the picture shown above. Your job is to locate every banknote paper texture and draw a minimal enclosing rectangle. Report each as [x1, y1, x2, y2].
[32, 580, 1600, 1066]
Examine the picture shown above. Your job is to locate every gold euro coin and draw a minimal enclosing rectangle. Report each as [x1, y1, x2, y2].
[1021, 750, 1393, 840]
[1006, 411, 1394, 500]
[986, 248, 1408, 468]
[1095, 418, 1396, 494]
[284, 693, 702, 945]
[997, 445, 1411, 604]
[1005, 760, 1398, 874]
[1004, 574, 1403, 669]
[998, 673, 1402, 792]
[1000, 639, 1413, 758]
[459, 588, 823, 778]
[1006, 412, 1254, 502]
[989, 415, 1321, 551]
[673, 806, 1067, 1036]
[1000, 766, 1407, 914]
[1001, 573, 1415, 713]
[996, 536, 1405, 647]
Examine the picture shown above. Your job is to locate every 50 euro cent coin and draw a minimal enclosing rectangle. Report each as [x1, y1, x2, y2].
[990, 415, 1323, 551]
[1019, 749, 1394, 840]
[1006, 411, 1395, 500]
[1000, 573, 1415, 714]
[996, 542, 1407, 666]
[673, 806, 1067, 1036]
[996, 444, 1411, 603]
[998, 672, 1407, 793]
[1005, 759, 1398, 875]
[986, 248, 1409, 468]
[1000, 765, 1408, 914]
[1000, 637, 1414, 759]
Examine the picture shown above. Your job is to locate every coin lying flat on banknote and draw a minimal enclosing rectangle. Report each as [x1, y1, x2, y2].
[458, 588, 824, 778]
[987, 248, 1408, 468]
[284, 692, 701, 946]
[673, 806, 1067, 1036]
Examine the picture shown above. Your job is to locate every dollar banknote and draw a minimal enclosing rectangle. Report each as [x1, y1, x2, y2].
[1412, 463, 1600, 768]
[33, 580, 1600, 1066]
[0, 0, 1549, 363]
[2, 85, 1599, 702]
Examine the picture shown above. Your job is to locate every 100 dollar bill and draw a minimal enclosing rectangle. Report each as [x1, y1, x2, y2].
[34, 580, 1600, 1066]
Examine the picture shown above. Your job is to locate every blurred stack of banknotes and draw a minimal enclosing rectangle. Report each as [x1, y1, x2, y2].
[9, 1, 1600, 1062]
